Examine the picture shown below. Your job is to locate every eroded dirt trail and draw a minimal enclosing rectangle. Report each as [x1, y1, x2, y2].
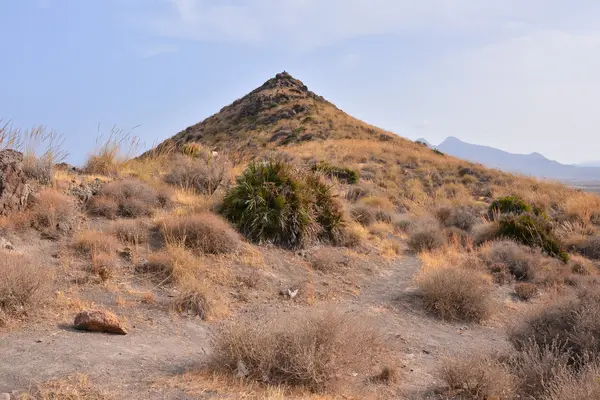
[352, 255, 511, 399]
[0, 313, 212, 399]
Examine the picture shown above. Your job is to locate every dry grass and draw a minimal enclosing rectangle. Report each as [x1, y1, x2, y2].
[140, 246, 199, 283]
[111, 218, 152, 246]
[310, 247, 348, 272]
[439, 353, 517, 400]
[479, 240, 540, 282]
[515, 282, 538, 301]
[84, 126, 140, 176]
[416, 267, 493, 322]
[545, 362, 600, 400]
[0, 252, 52, 324]
[87, 179, 171, 219]
[211, 309, 381, 391]
[71, 230, 119, 256]
[19, 374, 112, 400]
[169, 280, 223, 320]
[510, 288, 600, 366]
[28, 188, 77, 237]
[160, 213, 242, 255]
[407, 219, 445, 252]
[164, 153, 230, 194]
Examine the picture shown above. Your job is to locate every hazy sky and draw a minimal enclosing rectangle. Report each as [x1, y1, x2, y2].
[2, 1, 600, 165]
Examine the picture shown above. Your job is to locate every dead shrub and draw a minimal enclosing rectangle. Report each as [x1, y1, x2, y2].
[370, 365, 400, 385]
[211, 309, 380, 391]
[569, 255, 597, 275]
[439, 353, 517, 400]
[510, 288, 600, 366]
[436, 205, 478, 231]
[408, 219, 445, 252]
[29, 188, 77, 237]
[91, 252, 117, 282]
[87, 179, 170, 219]
[71, 230, 119, 256]
[479, 240, 540, 282]
[545, 362, 600, 400]
[111, 219, 151, 245]
[139, 247, 197, 283]
[0, 252, 51, 321]
[161, 213, 242, 255]
[392, 214, 413, 232]
[472, 222, 500, 245]
[508, 341, 572, 399]
[515, 282, 538, 301]
[350, 204, 376, 226]
[170, 281, 213, 320]
[567, 236, 600, 260]
[310, 248, 348, 272]
[164, 154, 230, 195]
[417, 267, 492, 322]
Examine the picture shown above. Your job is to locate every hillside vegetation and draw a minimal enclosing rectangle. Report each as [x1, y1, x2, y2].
[2, 73, 600, 399]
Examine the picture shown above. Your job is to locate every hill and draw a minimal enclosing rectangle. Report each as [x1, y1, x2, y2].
[4, 72, 600, 399]
[433, 136, 600, 181]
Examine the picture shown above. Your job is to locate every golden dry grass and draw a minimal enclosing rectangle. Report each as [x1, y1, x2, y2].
[19, 374, 113, 400]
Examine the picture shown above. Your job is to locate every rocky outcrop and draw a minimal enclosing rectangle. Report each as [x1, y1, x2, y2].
[74, 309, 128, 335]
[0, 150, 30, 215]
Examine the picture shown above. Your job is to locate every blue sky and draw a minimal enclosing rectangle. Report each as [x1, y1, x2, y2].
[2, 1, 600, 165]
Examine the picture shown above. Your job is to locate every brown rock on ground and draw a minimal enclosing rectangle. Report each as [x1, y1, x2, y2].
[0, 149, 30, 215]
[74, 309, 128, 335]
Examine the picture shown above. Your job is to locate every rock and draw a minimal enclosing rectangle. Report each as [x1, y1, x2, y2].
[0, 237, 13, 250]
[0, 149, 30, 215]
[74, 309, 128, 335]
[70, 178, 104, 203]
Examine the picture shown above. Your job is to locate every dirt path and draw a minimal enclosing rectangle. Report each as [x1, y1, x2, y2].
[0, 313, 211, 399]
[352, 255, 511, 399]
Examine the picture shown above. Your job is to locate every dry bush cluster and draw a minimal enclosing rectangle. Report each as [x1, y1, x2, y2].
[87, 179, 171, 219]
[416, 267, 492, 322]
[440, 286, 600, 399]
[408, 219, 445, 252]
[111, 218, 152, 246]
[28, 188, 78, 238]
[211, 309, 381, 391]
[160, 213, 242, 255]
[164, 153, 230, 195]
[0, 252, 51, 325]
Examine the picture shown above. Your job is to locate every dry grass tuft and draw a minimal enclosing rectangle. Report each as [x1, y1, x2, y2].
[140, 246, 199, 284]
[87, 179, 171, 219]
[160, 213, 242, 255]
[545, 362, 600, 400]
[211, 309, 381, 391]
[310, 247, 348, 272]
[84, 126, 140, 176]
[28, 188, 77, 237]
[19, 373, 112, 400]
[170, 280, 216, 320]
[0, 252, 52, 324]
[439, 353, 517, 400]
[164, 153, 230, 194]
[111, 218, 152, 246]
[479, 240, 540, 282]
[417, 267, 493, 322]
[408, 219, 445, 252]
[514, 282, 538, 301]
[509, 287, 600, 365]
[71, 230, 119, 256]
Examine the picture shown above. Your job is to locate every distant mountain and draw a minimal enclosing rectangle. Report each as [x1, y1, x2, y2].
[432, 136, 600, 181]
[577, 161, 600, 167]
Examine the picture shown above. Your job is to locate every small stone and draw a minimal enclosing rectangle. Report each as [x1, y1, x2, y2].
[0, 237, 13, 250]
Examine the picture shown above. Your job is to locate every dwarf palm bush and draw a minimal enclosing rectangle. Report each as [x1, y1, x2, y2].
[220, 159, 344, 248]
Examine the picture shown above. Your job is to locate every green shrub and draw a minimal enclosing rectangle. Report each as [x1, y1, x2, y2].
[220, 159, 344, 249]
[497, 213, 568, 263]
[312, 162, 359, 184]
[488, 196, 532, 218]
